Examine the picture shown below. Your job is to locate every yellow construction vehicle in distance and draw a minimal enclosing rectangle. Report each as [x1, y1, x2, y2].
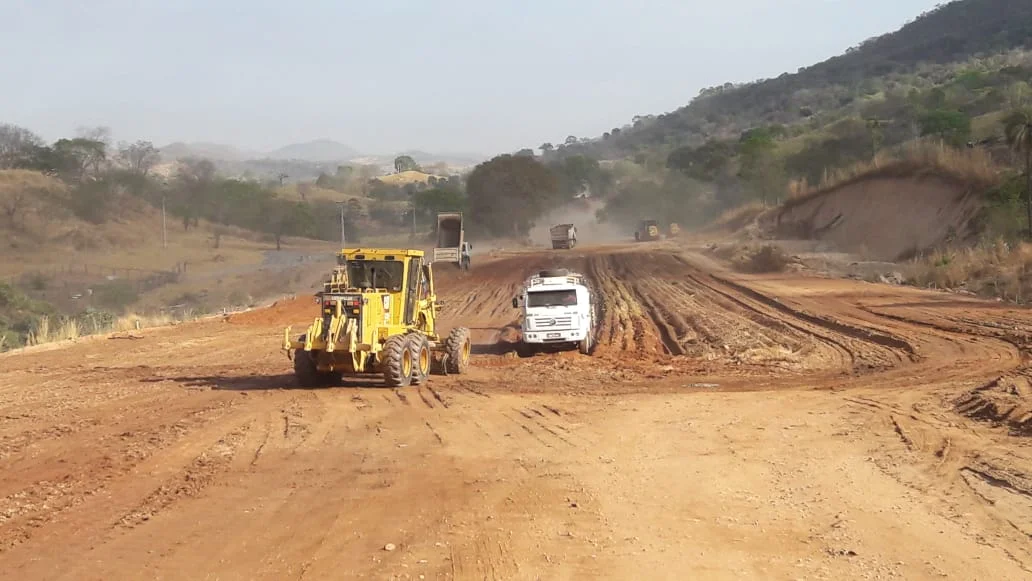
[668, 223, 681, 237]
[283, 248, 472, 387]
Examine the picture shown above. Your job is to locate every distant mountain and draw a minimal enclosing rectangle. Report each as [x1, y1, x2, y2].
[394, 149, 485, 167]
[158, 142, 259, 162]
[155, 140, 484, 171]
[158, 140, 358, 163]
[266, 139, 361, 162]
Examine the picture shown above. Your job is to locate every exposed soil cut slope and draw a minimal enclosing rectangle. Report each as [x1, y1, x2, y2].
[765, 174, 984, 261]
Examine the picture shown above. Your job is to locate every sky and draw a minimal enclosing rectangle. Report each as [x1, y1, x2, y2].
[5, 0, 944, 156]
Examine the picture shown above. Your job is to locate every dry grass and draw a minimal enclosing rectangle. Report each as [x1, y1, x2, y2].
[114, 313, 175, 332]
[21, 311, 183, 349]
[26, 316, 81, 346]
[783, 139, 1000, 209]
[906, 239, 1032, 303]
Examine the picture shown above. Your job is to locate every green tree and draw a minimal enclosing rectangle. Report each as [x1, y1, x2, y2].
[0, 124, 46, 170]
[667, 140, 735, 181]
[262, 199, 314, 250]
[918, 109, 971, 146]
[466, 154, 558, 237]
[394, 155, 420, 173]
[117, 140, 160, 176]
[52, 137, 107, 182]
[1004, 109, 1032, 238]
[413, 187, 466, 220]
[173, 158, 217, 231]
[539, 142, 554, 154]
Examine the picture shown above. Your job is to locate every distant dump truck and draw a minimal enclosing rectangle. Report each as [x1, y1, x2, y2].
[434, 212, 472, 270]
[634, 219, 660, 242]
[549, 224, 577, 249]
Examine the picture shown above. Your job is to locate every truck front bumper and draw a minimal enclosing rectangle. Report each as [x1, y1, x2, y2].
[523, 329, 587, 343]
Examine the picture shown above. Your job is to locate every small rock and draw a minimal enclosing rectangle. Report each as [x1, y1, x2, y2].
[384, 543, 397, 552]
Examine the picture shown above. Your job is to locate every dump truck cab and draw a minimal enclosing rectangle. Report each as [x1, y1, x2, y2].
[283, 248, 471, 387]
[512, 269, 596, 355]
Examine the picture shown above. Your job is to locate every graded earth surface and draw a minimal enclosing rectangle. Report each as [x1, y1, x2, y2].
[2, 241, 1031, 580]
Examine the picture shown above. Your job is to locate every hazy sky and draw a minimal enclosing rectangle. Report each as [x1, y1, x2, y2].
[5, 0, 943, 155]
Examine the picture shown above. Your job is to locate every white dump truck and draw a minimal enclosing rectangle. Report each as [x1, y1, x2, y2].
[512, 268, 596, 355]
[549, 223, 577, 249]
[434, 212, 472, 269]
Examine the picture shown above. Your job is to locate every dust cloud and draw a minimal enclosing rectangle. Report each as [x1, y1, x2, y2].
[528, 198, 629, 247]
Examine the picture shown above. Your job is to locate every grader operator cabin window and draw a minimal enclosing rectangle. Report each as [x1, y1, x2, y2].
[346, 260, 404, 291]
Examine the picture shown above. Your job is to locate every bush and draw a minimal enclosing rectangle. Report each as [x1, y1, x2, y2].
[93, 280, 140, 311]
[732, 244, 793, 273]
[74, 308, 116, 334]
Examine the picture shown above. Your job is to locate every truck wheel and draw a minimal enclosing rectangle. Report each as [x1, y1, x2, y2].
[382, 335, 413, 387]
[444, 327, 472, 374]
[408, 333, 431, 385]
[578, 333, 593, 355]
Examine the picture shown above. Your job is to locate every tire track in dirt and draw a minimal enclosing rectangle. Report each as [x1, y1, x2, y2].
[583, 252, 895, 375]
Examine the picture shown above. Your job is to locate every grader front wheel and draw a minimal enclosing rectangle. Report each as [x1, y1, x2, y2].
[409, 333, 431, 385]
[444, 327, 472, 374]
[382, 335, 413, 387]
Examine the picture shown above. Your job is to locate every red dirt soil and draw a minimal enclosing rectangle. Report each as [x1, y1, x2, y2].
[2, 242, 1032, 579]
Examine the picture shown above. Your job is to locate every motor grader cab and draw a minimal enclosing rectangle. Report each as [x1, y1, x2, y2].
[669, 223, 681, 237]
[283, 248, 472, 387]
[635, 219, 660, 242]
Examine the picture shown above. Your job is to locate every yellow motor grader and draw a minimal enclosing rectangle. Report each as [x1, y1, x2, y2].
[283, 248, 472, 387]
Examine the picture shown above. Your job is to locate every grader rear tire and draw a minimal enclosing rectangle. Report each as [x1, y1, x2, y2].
[293, 334, 338, 387]
[382, 335, 413, 387]
[409, 333, 431, 385]
[444, 327, 472, 374]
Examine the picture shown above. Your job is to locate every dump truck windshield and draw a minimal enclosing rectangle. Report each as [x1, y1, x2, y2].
[346, 260, 405, 291]
[527, 289, 577, 307]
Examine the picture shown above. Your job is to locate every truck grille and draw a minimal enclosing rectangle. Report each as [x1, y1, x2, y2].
[527, 316, 574, 330]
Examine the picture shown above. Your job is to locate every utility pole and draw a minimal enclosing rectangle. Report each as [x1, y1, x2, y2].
[162, 195, 167, 249]
[338, 201, 347, 247]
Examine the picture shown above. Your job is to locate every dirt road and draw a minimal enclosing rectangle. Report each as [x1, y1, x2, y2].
[2, 242, 1032, 580]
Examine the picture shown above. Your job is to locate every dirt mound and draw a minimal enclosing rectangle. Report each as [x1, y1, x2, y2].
[955, 375, 1032, 436]
[225, 297, 312, 327]
[765, 175, 984, 261]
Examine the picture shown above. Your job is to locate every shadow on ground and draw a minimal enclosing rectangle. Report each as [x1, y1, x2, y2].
[158, 374, 388, 390]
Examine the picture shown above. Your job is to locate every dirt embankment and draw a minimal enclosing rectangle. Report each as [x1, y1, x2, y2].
[764, 174, 985, 261]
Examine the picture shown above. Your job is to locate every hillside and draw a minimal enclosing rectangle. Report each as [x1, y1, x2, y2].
[267, 139, 361, 162]
[563, 0, 1032, 159]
